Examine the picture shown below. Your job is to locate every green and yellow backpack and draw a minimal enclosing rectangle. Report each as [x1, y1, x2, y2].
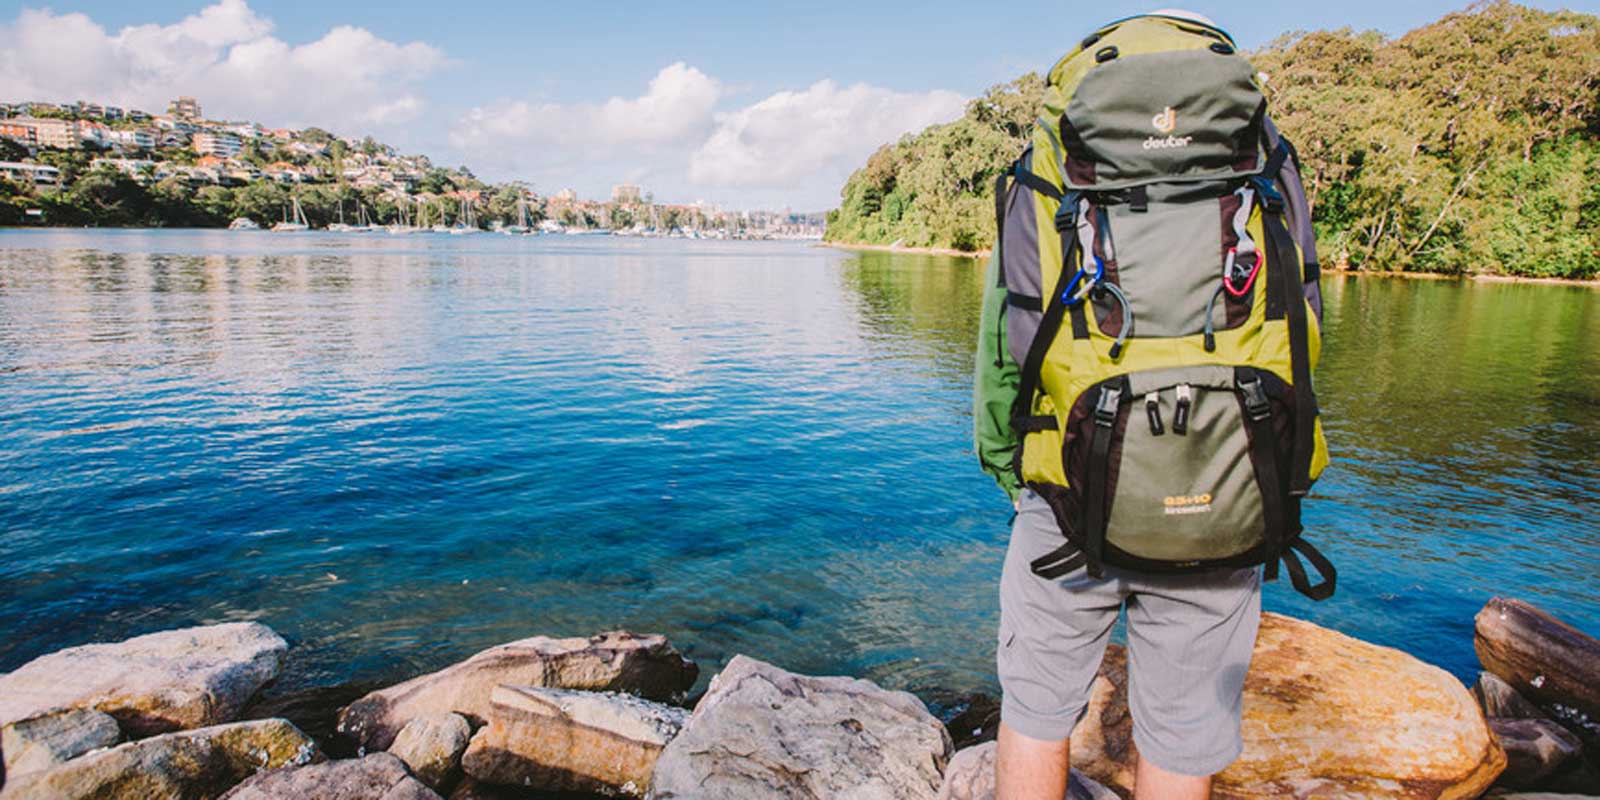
[994, 13, 1336, 599]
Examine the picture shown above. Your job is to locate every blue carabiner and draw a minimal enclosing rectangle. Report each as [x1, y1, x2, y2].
[1062, 256, 1106, 307]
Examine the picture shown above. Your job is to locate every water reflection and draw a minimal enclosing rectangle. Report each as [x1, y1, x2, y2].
[0, 230, 1595, 704]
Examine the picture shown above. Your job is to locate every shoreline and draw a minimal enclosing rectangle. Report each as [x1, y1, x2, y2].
[820, 241, 1600, 287]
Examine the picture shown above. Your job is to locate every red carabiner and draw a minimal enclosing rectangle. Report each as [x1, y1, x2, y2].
[1222, 247, 1261, 298]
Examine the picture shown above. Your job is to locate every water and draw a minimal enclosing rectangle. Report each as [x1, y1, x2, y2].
[1, 229, 1596, 704]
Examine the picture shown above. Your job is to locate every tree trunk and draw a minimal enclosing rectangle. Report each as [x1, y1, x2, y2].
[1475, 597, 1600, 740]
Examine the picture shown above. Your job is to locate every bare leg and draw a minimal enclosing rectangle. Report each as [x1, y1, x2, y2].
[995, 721, 1070, 800]
[1133, 754, 1211, 800]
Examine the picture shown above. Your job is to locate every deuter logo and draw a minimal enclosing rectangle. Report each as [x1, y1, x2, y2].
[1163, 493, 1214, 516]
[1144, 105, 1193, 150]
[1151, 106, 1177, 133]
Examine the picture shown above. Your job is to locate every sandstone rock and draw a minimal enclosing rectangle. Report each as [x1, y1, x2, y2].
[0, 622, 287, 737]
[1, 707, 121, 778]
[221, 752, 440, 800]
[1478, 672, 1550, 720]
[461, 685, 686, 798]
[337, 631, 696, 752]
[388, 713, 471, 792]
[650, 655, 953, 799]
[935, 741, 1119, 800]
[1069, 613, 1505, 799]
[1490, 718, 1585, 789]
[0, 717, 319, 799]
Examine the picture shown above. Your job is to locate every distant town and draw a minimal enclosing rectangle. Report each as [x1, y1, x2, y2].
[0, 96, 826, 238]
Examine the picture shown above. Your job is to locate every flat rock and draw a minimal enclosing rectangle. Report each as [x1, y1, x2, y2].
[338, 631, 696, 752]
[1478, 673, 1550, 720]
[1489, 718, 1586, 790]
[0, 717, 319, 800]
[936, 741, 1118, 800]
[650, 654, 953, 799]
[461, 685, 686, 798]
[0, 622, 287, 737]
[388, 712, 471, 792]
[1069, 613, 1506, 799]
[1, 707, 122, 778]
[221, 752, 441, 800]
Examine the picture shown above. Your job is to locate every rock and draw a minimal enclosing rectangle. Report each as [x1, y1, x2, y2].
[337, 631, 696, 752]
[935, 741, 1119, 800]
[650, 655, 953, 799]
[221, 752, 441, 800]
[0, 717, 319, 799]
[1, 707, 122, 778]
[388, 713, 471, 792]
[0, 622, 287, 737]
[1475, 598, 1600, 728]
[1069, 613, 1506, 799]
[1479, 672, 1551, 720]
[1490, 718, 1585, 789]
[461, 685, 686, 798]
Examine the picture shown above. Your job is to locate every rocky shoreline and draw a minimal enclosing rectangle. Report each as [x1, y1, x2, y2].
[0, 599, 1595, 799]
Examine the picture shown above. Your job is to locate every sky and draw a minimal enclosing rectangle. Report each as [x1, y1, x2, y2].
[3, 0, 1598, 211]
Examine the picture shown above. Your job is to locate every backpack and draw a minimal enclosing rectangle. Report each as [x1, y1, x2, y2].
[993, 13, 1337, 600]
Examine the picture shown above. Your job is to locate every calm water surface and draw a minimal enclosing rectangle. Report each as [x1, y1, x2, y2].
[1, 229, 1596, 702]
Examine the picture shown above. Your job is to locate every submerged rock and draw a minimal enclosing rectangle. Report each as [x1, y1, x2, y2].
[0, 622, 287, 737]
[936, 741, 1118, 800]
[387, 712, 471, 792]
[650, 655, 953, 799]
[1490, 718, 1585, 789]
[1, 707, 122, 779]
[0, 717, 319, 799]
[461, 685, 687, 797]
[337, 631, 696, 752]
[221, 752, 440, 800]
[1069, 613, 1506, 799]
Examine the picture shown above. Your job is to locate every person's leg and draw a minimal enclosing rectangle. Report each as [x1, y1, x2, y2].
[1134, 754, 1211, 800]
[1122, 566, 1262, 792]
[995, 721, 1070, 800]
[995, 490, 1124, 799]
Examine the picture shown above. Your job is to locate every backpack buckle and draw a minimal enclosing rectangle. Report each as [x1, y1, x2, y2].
[1238, 376, 1271, 421]
[1053, 192, 1082, 233]
[1251, 177, 1285, 212]
[1094, 385, 1122, 427]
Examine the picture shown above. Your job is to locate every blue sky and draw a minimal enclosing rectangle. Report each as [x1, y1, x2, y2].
[3, 0, 1597, 210]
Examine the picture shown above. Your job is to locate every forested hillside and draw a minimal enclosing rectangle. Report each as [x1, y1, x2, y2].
[824, 2, 1600, 278]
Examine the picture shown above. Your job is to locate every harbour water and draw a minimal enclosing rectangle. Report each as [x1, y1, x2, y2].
[1, 229, 1596, 701]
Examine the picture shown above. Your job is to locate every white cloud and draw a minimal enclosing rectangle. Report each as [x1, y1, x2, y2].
[452, 67, 965, 209]
[0, 0, 446, 134]
[450, 62, 721, 157]
[689, 81, 967, 192]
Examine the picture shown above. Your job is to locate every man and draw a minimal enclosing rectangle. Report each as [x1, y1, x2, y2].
[971, 9, 1326, 799]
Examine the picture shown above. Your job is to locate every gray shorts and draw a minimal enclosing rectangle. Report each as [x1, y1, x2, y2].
[997, 489, 1261, 776]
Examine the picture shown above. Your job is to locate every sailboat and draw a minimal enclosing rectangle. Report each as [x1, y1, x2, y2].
[327, 198, 355, 232]
[430, 199, 450, 233]
[387, 196, 414, 235]
[271, 196, 310, 232]
[354, 204, 380, 233]
[503, 195, 532, 234]
[449, 196, 479, 234]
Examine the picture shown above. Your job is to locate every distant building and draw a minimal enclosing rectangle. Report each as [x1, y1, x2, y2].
[168, 96, 202, 122]
[3, 118, 79, 149]
[611, 183, 642, 204]
[108, 128, 157, 150]
[0, 161, 61, 185]
[192, 131, 242, 158]
[0, 121, 36, 147]
[553, 188, 577, 203]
